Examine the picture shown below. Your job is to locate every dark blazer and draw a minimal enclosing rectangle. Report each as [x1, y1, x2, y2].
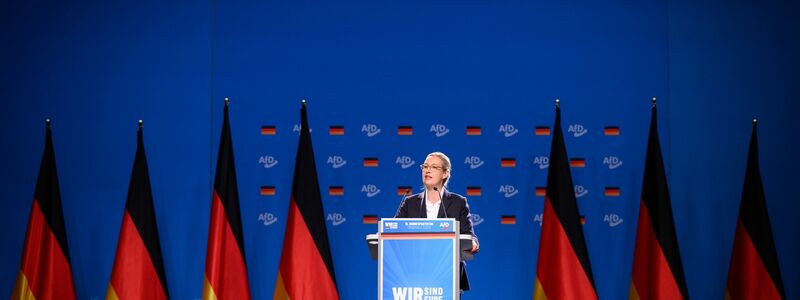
[393, 189, 478, 291]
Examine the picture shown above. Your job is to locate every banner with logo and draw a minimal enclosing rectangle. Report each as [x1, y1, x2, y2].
[380, 219, 459, 300]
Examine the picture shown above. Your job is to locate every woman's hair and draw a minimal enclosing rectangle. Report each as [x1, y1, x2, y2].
[426, 151, 452, 186]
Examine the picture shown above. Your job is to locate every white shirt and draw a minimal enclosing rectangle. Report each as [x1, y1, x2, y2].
[424, 188, 444, 219]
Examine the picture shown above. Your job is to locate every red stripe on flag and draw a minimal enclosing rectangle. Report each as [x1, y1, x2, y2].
[109, 212, 167, 300]
[536, 197, 597, 299]
[631, 201, 683, 300]
[205, 192, 251, 299]
[278, 198, 340, 299]
[535, 127, 551, 136]
[726, 219, 783, 300]
[15, 200, 76, 300]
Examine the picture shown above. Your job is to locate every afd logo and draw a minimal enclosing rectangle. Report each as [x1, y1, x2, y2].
[361, 184, 381, 197]
[430, 124, 450, 137]
[361, 124, 381, 137]
[603, 156, 623, 169]
[568, 124, 588, 137]
[395, 156, 416, 169]
[470, 214, 484, 226]
[498, 124, 519, 137]
[326, 213, 346, 226]
[292, 124, 312, 134]
[499, 185, 519, 198]
[533, 156, 549, 169]
[574, 185, 588, 198]
[257, 213, 278, 226]
[534, 213, 543, 226]
[464, 156, 484, 169]
[258, 155, 278, 168]
[327, 156, 347, 168]
[603, 214, 623, 227]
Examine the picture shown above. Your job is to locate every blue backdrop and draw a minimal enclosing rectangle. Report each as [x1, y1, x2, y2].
[1, 0, 797, 299]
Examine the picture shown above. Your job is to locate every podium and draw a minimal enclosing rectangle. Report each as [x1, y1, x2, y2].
[366, 218, 473, 300]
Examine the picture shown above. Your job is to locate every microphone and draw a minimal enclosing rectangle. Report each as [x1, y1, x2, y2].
[433, 187, 448, 218]
[396, 188, 412, 218]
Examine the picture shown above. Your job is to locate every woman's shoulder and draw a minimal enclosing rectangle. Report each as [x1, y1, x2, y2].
[445, 191, 468, 202]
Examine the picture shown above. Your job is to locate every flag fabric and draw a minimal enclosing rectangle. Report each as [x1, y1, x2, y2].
[534, 104, 597, 300]
[725, 121, 785, 300]
[274, 101, 339, 300]
[629, 104, 689, 300]
[106, 124, 169, 300]
[11, 121, 77, 300]
[203, 102, 251, 300]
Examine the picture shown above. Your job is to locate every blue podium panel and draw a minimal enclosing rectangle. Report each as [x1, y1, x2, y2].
[379, 219, 459, 300]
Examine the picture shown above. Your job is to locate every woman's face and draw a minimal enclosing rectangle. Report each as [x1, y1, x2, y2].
[421, 156, 448, 188]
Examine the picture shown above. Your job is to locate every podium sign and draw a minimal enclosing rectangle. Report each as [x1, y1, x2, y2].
[379, 218, 459, 300]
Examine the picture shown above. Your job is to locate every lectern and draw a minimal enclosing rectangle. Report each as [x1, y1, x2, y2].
[366, 218, 473, 300]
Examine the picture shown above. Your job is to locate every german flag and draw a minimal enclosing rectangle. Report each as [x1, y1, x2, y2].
[535, 126, 551, 136]
[630, 103, 689, 300]
[363, 157, 379, 167]
[604, 187, 621, 197]
[11, 120, 77, 300]
[329, 125, 344, 136]
[466, 126, 482, 136]
[328, 186, 344, 196]
[261, 125, 276, 135]
[362, 215, 379, 224]
[396, 186, 413, 196]
[466, 186, 481, 196]
[260, 186, 276, 196]
[534, 104, 597, 300]
[535, 187, 546, 197]
[501, 157, 517, 168]
[726, 120, 785, 300]
[107, 122, 169, 300]
[203, 101, 252, 299]
[274, 101, 339, 299]
[570, 158, 586, 168]
[397, 125, 413, 136]
[604, 126, 620, 136]
[501, 215, 516, 225]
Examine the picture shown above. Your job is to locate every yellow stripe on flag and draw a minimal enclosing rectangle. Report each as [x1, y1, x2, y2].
[273, 272, 291, 300]
[11, 271, 35, 300]
[202, 276, 219, 300]
[533, 277, 548, 300]
[628, 281, 641, 300]
[106, 285, 120, 300]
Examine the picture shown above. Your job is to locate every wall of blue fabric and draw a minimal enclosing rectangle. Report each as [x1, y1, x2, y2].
[1, 0, 797, 299]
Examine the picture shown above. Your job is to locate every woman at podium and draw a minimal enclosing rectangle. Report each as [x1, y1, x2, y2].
[393, 151, 479, 291]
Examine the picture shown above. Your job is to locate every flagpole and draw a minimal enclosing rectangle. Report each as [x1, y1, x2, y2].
[225, 96, 229, 107]
[45, 117, 51, 128]
[652, 97, 657, 107]
[138, 119, 143, 128]
[555, 98, 560, 107]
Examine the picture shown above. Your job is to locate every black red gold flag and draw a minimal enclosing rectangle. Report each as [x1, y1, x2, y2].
[725, 120, 785, 300]
[274, 101, 339, 299]
[534, 103, 598, 300]
[630, 102, 689, 300]
[11, 120, 77, 300]
[107, 122, 169, 300]
[203, 100, 251, 299]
